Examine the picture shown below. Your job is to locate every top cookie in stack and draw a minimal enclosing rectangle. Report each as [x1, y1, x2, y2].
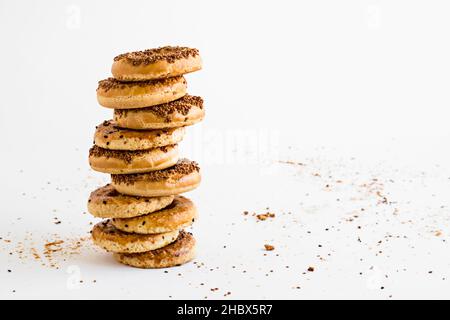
[88, 46, 204, 269]
[111, 46, 202, 81]
[97, 46, 202, 109]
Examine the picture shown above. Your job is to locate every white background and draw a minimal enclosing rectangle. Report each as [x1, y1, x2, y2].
[1, 0, 450, 299]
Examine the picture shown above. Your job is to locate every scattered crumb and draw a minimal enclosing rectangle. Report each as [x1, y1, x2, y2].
[3, 233, 90, 269]
[256, 212, 276, 221]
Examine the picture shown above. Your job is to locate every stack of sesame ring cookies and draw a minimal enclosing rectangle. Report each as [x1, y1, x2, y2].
[88, 46, 203, 269]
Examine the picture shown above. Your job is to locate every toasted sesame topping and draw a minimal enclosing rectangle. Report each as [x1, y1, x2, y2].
[114, 46, 199, 66]
[89, 145, 172, 163]
[114, 95, 203, 122]
[97, 76, 184, 93]
[112, 159, 199, 184]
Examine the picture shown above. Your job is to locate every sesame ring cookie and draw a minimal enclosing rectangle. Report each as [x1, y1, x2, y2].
[112, 46, 202, 81]
[87, 184, 174, 219]
[94, 120, 185, 150]
[111, 159, 201, 197]
[114, 95, 204, 130]
[97, 76, 187, 109]
[111, 196, 197, 234]
[113, 230, 196, 268]
[92, 220, 179, 254]
[89, 144, 179, 174]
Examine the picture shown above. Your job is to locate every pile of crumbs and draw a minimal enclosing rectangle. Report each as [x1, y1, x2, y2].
[1, 232, 92, 269]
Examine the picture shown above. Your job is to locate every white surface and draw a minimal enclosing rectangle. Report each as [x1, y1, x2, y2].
[1, 0, 450, 299]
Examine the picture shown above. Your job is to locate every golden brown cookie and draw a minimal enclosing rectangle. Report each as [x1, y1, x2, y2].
[111, 196, 197, 234]
[87, 184, 174, 219]
[112, 46, 202, 81]
[111, 159, 201, 197]
[113, 230, 196, 268]
[94, 120, 185, 150]
[114, 95, 204, 130]
[97, 76, 186, 109]
[89, 144, 179, 174]
[91, 220, 179, 253]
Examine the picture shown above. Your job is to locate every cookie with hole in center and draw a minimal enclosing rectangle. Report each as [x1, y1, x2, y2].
[112, 46, 202, 81]
[111, 195, 197, 234]
[89, 144, 179, 174]
[114, 95, 204, 130]
[94, 120, 185, 150]
[87, 184, 174, 219]
[111, 158, 201, 197]
[97, 76, 187, 109]
[113, 230, 196, 268]
[91, 220, 179, 253]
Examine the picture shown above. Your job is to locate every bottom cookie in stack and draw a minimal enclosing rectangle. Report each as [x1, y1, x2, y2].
[114, 230, 196, 269]
[88, 173, 199, 268]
